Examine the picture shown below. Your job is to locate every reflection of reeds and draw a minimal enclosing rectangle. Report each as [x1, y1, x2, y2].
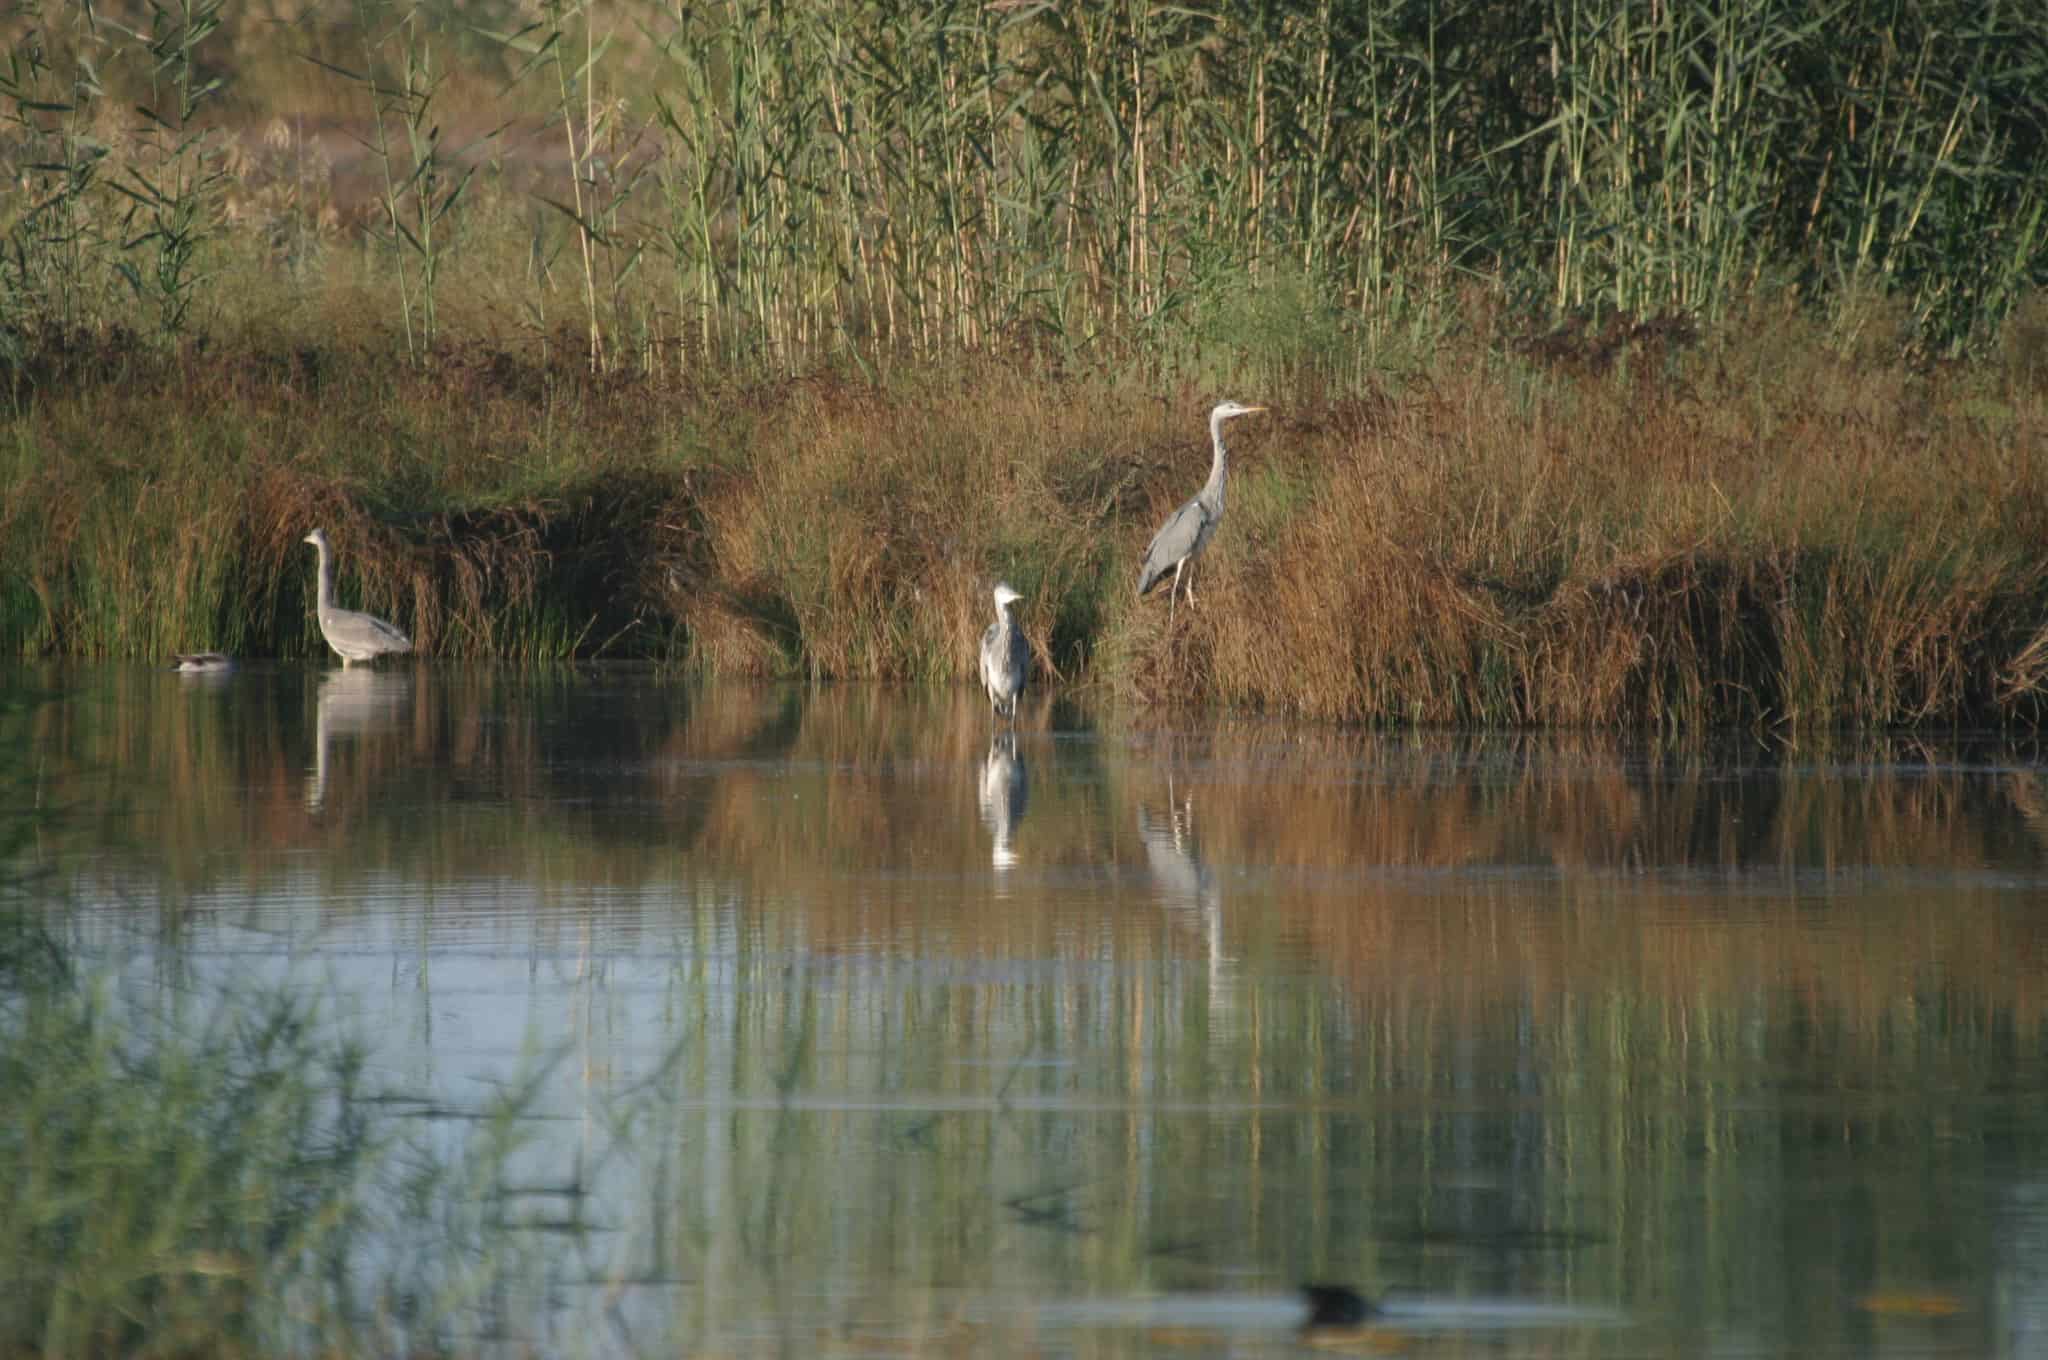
[39, 677, 2048, 1034]
[26, 683, 2048, 1350]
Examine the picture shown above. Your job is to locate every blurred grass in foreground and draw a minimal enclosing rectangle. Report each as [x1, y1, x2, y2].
[0, 697, 546, 1356]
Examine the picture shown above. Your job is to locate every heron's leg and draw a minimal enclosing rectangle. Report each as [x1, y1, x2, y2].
[1184, 558, 1198, 607]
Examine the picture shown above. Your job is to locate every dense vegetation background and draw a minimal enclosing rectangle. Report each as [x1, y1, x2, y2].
[2, 0, 2045, 724]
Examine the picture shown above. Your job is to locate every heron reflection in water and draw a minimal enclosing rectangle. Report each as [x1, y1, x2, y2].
[1137, 776, 1227, 990]
[978, 730, 1029, 876]
[306, 667, 415, 811]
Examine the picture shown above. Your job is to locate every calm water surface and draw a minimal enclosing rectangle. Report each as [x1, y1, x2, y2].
[18, 663, 2048, 1356]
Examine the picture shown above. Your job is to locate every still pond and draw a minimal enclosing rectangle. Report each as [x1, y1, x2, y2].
[16, 663, 2048, 1356]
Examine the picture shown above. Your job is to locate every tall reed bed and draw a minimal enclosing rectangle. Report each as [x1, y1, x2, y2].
[567, 0, 2048, 370]
[3, 0, 2042, 367]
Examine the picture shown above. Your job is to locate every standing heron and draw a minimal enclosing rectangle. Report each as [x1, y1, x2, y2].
[303, 528, 413, 667]
[979, 582, 1030, 723]
[1135, 399, 1267, 620]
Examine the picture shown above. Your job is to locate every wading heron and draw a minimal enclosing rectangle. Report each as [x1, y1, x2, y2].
[979, 582, 1029, 723]
[303, 528, 414, 667]
[1135, 399, 1267, 621]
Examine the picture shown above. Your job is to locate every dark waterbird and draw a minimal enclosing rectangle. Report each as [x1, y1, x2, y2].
[1299, 1283, 1379, 1331]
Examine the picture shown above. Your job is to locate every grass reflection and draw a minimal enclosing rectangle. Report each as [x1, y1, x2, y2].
[12, 672, 2048, 1353]
[29, 669, 2048, 1001]
[1, 695, 556, 1356]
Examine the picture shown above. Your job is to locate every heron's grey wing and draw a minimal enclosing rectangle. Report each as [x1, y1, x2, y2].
[1005, 624, 1030, 697]
[354, 611, 414, 651]
[371, 615, 414, 651]
[325, 607, 412, 655]
[1137, 496, 1209, 595]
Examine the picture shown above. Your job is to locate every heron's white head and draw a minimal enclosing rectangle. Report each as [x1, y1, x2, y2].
[1211, 399, 1267, 423]
[303, 528, 329, 549]
[992, 582, 1024, 612]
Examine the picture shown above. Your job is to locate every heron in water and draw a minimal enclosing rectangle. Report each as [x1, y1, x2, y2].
[302, 528, 414, 667]
[1135, 399, 1267, 621]
[979, 581, 1029, 723]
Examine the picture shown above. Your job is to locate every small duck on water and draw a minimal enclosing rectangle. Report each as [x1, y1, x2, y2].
[1300, 1283, 1379, 1332]
[169, 652, 236, 674]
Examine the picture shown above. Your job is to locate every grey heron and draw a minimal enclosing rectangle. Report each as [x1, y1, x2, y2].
[303, 528, 413, 666]
[979, 581, 1029, 722]
[1135, 399, 1267, 620]
[169, 651, 235, 673]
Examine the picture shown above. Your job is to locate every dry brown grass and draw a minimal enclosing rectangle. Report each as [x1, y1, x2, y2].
[6, 306, 2048, 725]
[1108, 327, 2048, 726]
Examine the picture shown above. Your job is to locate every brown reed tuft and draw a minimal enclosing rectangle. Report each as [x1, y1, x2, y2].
[6, 314, 2048, 728]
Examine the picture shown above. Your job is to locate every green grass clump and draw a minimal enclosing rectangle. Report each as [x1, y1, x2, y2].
[3, 991, 374, 1356]
[0, 975, 548, 1360]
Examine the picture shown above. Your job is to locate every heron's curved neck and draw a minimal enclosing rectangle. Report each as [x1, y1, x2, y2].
[1203, 414, 1231, 500]
[312, 542, 334, 611]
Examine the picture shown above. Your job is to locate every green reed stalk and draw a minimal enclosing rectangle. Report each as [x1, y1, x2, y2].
[106, 0, 229, 340]
[14, 0, 2039, 374]
[490, 0, 616, 371]
[0, 7, 115, 348]
[317, 1, 483, 364]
